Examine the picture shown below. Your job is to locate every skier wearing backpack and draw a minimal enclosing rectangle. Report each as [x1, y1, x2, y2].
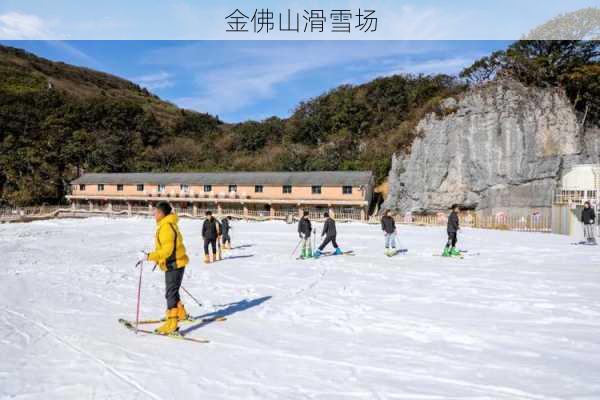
[380, 210, 397, 256]
[581, 202, 597, 245]
[443, 204, 461, 257]
[314, 212, 342, 257]
[139, 201, 189, 335]
[297, 210, 313, 258]
[202, 211, 221, 263]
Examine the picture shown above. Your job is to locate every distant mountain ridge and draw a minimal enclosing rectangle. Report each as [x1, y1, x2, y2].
[0, 45, 186, 127]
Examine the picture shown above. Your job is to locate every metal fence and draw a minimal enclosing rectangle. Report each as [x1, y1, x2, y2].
[111, 203, 130, 212]
[0, 206, 65, 219]
[273, 208, 296, 218]
[333, 207, 362, 221]
[246, 209, 270, 218]
[221, 207, 245, 217]
[0, 205, 552, 233]
[387, 212, 552, 233]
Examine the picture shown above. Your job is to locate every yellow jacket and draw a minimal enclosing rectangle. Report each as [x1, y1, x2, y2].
[148, 214, 189, 271]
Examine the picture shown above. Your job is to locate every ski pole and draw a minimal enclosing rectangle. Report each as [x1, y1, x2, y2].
[181, 286, 203, 308]
[134, 260, 143, 333]
[290, 238, 303, 257]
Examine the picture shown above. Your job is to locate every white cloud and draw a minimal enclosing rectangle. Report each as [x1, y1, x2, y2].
[376, 4, 464, 40]
[151, 41, 443, 115]
[0, 12, 54, 39]
[373, 57, 479, 79]
[132, 71, 175, 90]
[175, 62, 304, 116]
[46, 41, 103, 68]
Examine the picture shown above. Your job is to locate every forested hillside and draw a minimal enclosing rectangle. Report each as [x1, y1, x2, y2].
[0, 41, 597, 206]
[0, 45, 461, 206]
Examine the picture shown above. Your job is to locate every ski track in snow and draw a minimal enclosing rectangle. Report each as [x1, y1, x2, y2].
[1, 217, 600, 399]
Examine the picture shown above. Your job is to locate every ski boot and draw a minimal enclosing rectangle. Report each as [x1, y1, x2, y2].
[334, 248, 342, 255]
[155, 308, 179, 335]
[303, 247, 313, 258]
[176, 301, 189, 322]
[313, 249, 323, 258]
[442, 246, 451, 257]
[450, 247, 461, 257]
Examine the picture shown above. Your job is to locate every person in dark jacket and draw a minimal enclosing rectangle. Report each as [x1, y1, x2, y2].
[202, 211, 221, 263]
[221, 216, 232, 249]
[381, 210, 397, 256]
[443, 204, 461, 257]
[314, 212, 342, 257]
[581, 202, 597, 244]
[297, 210, 313, 258]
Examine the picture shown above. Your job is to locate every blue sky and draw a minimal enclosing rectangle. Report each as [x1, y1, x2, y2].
[0, 1, 595, 121]
[2, 40, 511, 122]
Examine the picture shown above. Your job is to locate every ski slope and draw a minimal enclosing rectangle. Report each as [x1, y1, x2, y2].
[1, 217, 600, 399]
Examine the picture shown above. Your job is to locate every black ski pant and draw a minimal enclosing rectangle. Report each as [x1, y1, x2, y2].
[204, 238, 217, 255]
[447, 232, 457, 248]
[222, 232, 231, 244]
[319, 234, 339, 251]
[165, 267, 185, 309]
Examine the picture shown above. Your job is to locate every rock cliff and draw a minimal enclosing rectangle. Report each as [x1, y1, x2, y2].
[383, 80, 600, 214]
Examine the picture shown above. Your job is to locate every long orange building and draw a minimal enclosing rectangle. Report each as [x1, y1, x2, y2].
[68, 171, 374, 220]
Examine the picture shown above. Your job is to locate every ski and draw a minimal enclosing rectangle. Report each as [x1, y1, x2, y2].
[319, 250, 355, 257]
[118, 318, 210, 343]
[433, 251, 478, 258]
[386, 249, 408, 257]
[135, 315, 227, 325]
[433, 254, 465, 259]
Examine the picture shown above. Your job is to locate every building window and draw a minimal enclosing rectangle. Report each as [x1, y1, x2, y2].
[117, 184, 124, 192]
[97, 184, 104, 191]
[157, 184, 166, 193]
[282, 185, 292, 194]
[137, 184, 144, 192]
[180, 184, 189, 193]
[79, 184, 86, 191]
[229, 185, 237, 193]
[342, 186, 353, 195]
[311, 185, 322, 194]
[255, 185, 263, 193]
[204, 185, 212, 193]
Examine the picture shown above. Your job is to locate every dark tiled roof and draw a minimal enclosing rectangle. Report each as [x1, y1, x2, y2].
[72, 171, 373, 186]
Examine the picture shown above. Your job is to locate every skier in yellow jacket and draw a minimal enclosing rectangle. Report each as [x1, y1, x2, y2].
[141, 201, 190, 335]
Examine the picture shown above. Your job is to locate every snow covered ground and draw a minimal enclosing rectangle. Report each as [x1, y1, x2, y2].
[1, 217, 600, 400]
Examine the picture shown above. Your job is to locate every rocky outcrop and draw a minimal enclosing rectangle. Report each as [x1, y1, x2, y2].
[384, 80, 600, 214]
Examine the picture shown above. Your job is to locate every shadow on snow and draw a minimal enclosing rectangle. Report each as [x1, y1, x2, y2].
[224, 254, 255, 260]
[180, 296, 272, 335]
